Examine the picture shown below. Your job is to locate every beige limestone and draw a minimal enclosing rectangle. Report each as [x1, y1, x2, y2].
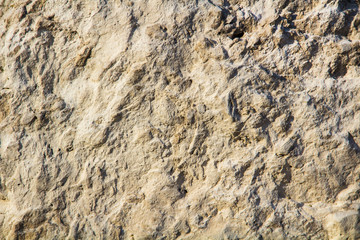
[0, 0, 360, 239]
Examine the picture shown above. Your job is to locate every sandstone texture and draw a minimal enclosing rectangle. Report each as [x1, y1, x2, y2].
[1, 0, 360, 239]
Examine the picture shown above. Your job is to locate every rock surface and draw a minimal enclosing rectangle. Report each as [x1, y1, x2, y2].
[1, 0, 360, 239]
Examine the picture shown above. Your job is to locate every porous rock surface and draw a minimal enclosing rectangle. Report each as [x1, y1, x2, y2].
[0, 0, 360, 239]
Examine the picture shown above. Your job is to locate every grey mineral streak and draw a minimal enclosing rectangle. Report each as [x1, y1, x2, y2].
[0, 0, 360, 239]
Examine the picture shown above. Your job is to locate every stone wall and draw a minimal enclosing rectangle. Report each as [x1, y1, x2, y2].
[0, 0, 359, 239]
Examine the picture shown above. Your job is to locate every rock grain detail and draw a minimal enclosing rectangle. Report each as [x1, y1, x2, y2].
[0, 0, 360, 239]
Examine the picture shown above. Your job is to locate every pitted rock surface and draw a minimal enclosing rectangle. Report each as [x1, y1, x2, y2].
[0, 0, 360, 239]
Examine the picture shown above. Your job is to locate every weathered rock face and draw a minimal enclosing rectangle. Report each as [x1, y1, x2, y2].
[1, 0, 360, 239]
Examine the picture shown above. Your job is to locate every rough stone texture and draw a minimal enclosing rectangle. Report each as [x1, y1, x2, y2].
[0, 0, 360, 239]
